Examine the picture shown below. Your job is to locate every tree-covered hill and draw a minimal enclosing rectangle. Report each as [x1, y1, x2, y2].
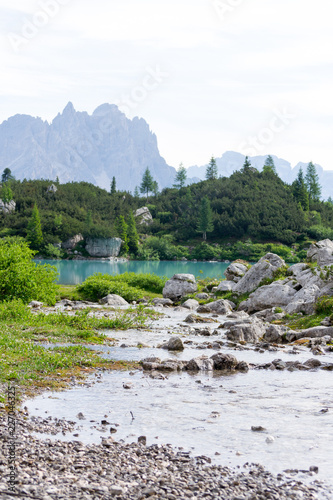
[1, 165, 333, 259]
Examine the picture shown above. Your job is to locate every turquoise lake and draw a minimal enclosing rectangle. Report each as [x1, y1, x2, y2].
[37, 260, 230, 285]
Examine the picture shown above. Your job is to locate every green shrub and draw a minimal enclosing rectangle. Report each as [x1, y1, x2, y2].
[76, 272, 167, 302]
[139, 236, 189, 261]
[315, 295, 333, 315]
[0, 299, 32, 321]
[190, 242, 221, 260]
[0, 237, 59, 305]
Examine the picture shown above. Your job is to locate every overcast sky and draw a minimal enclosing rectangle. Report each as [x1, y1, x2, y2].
[1, 0, 332, 169]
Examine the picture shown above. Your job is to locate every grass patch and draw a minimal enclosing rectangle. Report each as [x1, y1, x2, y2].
[284, 313, 327, 330]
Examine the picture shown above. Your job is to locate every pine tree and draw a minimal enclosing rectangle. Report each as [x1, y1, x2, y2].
[127, 212, 139, 254]
[305, 162, 321, 202]
[197, 196, 214, 240]
[26, 204, 43, 250]
[140, 167, 154, 201]
[1, 168, 14, 184]
[110, 177, 117, 194]
[134, 186, 140, 197]
[262, 155, 277, 174]
[241, 156, 252, 173]
[205, 157, 218, 180]
[116, 216, 129, 255]
[292, 168, 309, 211]
[152, 180, 159, 197]
[174, 163, 187, 188]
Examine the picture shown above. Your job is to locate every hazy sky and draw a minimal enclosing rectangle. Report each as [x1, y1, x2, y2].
[1, 0, 332, 169]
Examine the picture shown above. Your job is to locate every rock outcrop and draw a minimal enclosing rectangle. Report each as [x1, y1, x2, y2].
[62, 234, 84, 250]
[85, 238, 122, 257]
[307, 239, 333, 266]
[233, 253, 285, 294]
[224, 262, 248, 282]
[0, 199, 15, 213]
[134, 207, 153, 225]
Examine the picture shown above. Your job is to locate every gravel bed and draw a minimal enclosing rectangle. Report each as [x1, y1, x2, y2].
[0, 409, 331, 500]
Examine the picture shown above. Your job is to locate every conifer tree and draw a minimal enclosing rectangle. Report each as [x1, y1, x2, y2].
[197, 196, 214, 240]
[174, 163, 187, 188]
[1, 168, 14, 184]
[134, 186, 140, 197]
[110, 177, 117, 194]
[305, 162, 321, 202]
[241, 156, 252, 173]
[0, 184, 13, 204]
[116, 215, 129, 255]
[140, 167, 154, 201]
[205, 157, 218, 180]
[292, 168, 309, 211]
[26, 204, 43, 250]
[127, 212, 139, 254]
[262, 155, 277, 174]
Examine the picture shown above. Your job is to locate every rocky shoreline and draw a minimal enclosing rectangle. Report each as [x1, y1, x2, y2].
[0, 405, 330, 500]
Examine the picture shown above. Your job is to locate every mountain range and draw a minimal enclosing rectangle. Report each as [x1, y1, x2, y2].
[0, 103, 332, 199]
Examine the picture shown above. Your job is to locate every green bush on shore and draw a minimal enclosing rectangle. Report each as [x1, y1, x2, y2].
[76, 272, 167, 302]
[0, 237, 59, 305]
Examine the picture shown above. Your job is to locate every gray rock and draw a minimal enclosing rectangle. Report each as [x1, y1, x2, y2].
[196, 292, 209, 300]
[307, 239, 333, 266]
[182, 299, 199, 310]
[163, 274, 197, 300]
[166, 337, 184, 351]
[224, 262, 248, 282]
[240, 281, 297, 312]
[226, 318, 266, 343]
[152, 298, 174, 306]
[28, 301, 44, 308]
[99, 294, 129, 306]
[292, 326, 333, 341]
[210, 353, 238, 370]
[285, 284, 320, 315]
[233, 253, 285, 294]
[216, 280, 235, 292]
[205, 299, 233, 314]
[185, 356, 214, 371]
[264, 324, 287, 343]
[86, 237, 122, 257]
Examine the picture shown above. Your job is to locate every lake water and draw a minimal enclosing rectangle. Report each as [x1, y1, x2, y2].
[37, 260, 230, 285]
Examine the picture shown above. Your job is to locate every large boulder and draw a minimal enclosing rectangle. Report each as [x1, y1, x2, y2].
[86, 238, 122, 257]
[239, 280, 297, 313]
[307, 239, 333, 267]
[288, 326, 333, 341]
[284, 284, 320, 315]
[224, 262, 248, 282]
[134, 207, 153, 226]
[210, 353, 238, 370]
[99, 294, 129, 306]
[185, 356, 214, 371]
[226, 317, 266, 343]
[233, 253, 285, 294]
[205, 299, 233, 315]
[163, 274, 197, 300]
[216, 281, 235, 292]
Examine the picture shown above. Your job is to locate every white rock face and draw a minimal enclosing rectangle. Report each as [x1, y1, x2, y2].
[62, 234, 84, 250]
[0, 200, 15, 213]
[134, 207, 153, 225]
[85, 238, 122, 257]
[233, 253, 285, 294]
[163, 274, 197, 300]
[307, 239, 333, 266]
[0, 103, 176, 192]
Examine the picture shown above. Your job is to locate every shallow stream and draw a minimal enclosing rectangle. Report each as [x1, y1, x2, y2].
[26, 307, 333, 490]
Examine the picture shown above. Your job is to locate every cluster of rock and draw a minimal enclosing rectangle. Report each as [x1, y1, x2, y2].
[142, 352, 249, 374]
[0, 199, 15, 214]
